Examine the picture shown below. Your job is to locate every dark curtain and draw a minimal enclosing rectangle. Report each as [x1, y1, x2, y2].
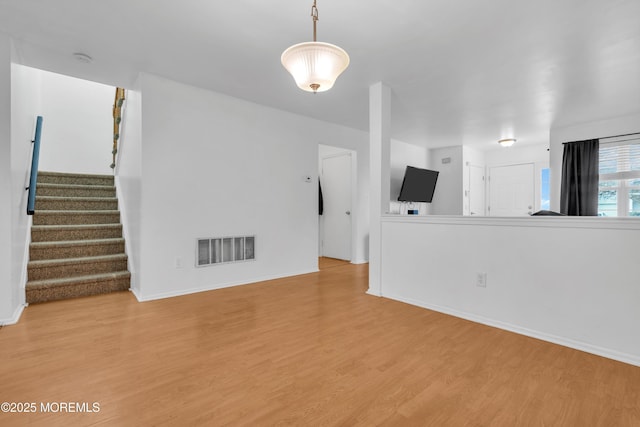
[560, 139, 599, 216]
[318, 180, 324, 215]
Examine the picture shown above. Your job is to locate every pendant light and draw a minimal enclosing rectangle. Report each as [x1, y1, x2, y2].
[281, 0, 350, 93]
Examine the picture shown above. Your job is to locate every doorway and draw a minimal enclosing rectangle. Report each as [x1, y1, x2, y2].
[319, 147, 353, 262]
[468, 164, 486, 216]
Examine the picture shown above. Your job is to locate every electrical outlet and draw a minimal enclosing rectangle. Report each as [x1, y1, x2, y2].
[175, 257, 183, 269]
[476, 272, 487, 288]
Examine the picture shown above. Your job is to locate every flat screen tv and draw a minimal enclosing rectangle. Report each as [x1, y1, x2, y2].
[397, 166, 439, 203]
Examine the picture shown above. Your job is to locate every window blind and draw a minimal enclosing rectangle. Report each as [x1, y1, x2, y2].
[599, 139, 640, 180]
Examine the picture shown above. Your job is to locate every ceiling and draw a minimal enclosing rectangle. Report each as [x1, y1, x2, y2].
[1, 0, 639, 150]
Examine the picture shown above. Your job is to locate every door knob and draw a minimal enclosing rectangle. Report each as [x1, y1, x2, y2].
[345, 211, 351, 215]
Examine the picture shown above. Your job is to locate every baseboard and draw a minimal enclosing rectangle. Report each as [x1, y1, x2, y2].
[0, 303, 27, 326]
[113, 175, 137, 286]
[133, 268, 319, 302]
[350, 258, 368, 265]
[383, 292, 640, 368]
[366, 289, 382, 297]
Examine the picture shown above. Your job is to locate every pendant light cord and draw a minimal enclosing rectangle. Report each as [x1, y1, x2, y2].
[311, 0, 318, 42]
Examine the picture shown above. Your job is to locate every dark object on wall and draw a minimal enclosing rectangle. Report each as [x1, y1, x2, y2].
[398, 166, 439, 203]
[319, 180, 324, 215]
[560, 139, 599, 216]
[531, 210, 566, 216]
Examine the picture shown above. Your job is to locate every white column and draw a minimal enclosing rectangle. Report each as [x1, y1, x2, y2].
[368, 82, 391, 296]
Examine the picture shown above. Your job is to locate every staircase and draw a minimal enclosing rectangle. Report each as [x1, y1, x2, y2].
[26, 171, 130, 303]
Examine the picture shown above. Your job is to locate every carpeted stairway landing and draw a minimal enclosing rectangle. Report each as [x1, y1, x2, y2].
[26, 171, 130, 303]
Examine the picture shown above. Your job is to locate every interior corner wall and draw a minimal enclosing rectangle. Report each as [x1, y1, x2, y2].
[428, 145, 463, 215]
[10, 64, 43, 317]
[0, 34, 14, 322]
[390, 139, 428, 214]
[114, 77, 142, 295]
[135, 73, 369, 300]
[549, 113, 640, 211]
[36, 69, 114, 175]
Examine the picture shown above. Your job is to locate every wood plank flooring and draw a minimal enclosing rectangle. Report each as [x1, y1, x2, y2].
[1, 262, 639, 426]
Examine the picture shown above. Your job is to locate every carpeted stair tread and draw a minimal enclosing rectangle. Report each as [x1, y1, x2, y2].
[31, 224, 123, 242]
[37, 182, 115, 190]
[28, 253, 128, 281]
[35, 195, 118, 211]
[26, 271, 130, 304]
[36, 195, 118, 202]
[37, 171, 114, 186]
[30, 238, 125, 249]
[33, 210, 120, 225]
[28, 253, 128, 268]
[27, 270, 131, 288]
[29, 238, 125, 260]
[37, 182, 116, 198]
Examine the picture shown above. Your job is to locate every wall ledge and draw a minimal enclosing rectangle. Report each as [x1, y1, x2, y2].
[381, 214, 640, 230]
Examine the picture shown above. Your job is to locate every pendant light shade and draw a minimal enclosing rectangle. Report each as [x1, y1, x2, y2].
[281, 0, 349, 93]
[281, 41, 350, 93]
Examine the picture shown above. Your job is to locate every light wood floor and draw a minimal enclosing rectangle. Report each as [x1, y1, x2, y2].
[1, 262, 639, 426]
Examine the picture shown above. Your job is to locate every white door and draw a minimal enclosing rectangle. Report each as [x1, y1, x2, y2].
[488, 163, 535, 216]
[469, 164, 485, 216]
[321, 154, 352, 260]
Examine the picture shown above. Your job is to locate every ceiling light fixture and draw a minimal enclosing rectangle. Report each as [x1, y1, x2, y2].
[281, 0, 350, 93]
[498, 138, 516, 147]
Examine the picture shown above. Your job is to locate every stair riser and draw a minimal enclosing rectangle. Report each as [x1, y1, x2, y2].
[31, 226, 123, 242]
[37, 186, 116, 198]
[28, 258, 128, 281]
[33, 212, 120, 226]
[36, 199, 118, 211]
[37, 174, 114, 186]
[29, 241, 125, 261]
[26, 276, 130, 304]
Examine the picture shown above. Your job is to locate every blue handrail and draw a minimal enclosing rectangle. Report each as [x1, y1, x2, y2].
[26, 116, 43, 215]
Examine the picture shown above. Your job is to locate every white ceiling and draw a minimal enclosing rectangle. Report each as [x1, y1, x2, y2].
[1, 0, 639, 150]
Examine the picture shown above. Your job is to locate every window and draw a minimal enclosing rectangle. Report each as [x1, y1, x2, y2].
[598, 139, 640, 216]
[540, 168, 550, 210]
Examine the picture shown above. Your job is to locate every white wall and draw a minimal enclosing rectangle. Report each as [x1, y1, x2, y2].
[389, 139, 428, 214]
[550, 113, 640, 211]
[380, 216, 640, 367]
[36, 69, 114, 175]
[115, 78, 142, 294]
[131, 73, 369, 301]
[428, 145, 463, 215]
[0, 34, 14, 323]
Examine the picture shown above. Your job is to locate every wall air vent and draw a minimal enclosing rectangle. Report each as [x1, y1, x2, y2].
[196, 236, 255, 267]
